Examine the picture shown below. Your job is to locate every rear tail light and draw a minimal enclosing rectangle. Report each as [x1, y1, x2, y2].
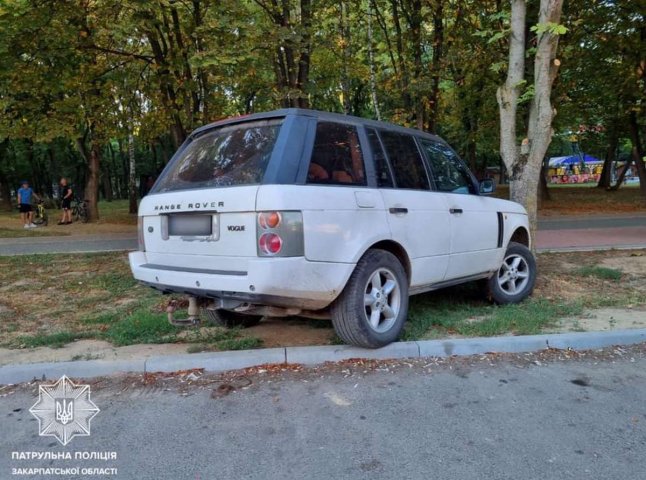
[256, 211, 303, 257]
[258, 211, 281, 229]
[137, 216, 145, 252]
[259, 233, 283, 255]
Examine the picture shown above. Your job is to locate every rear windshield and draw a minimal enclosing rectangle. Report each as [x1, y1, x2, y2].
[153, 119, 282, 193]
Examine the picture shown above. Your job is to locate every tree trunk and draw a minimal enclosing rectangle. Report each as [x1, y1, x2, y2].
[628, 110, 646, 203]
[538, 166, 551, 208]
[597, 131, 617, 189]
[0, 140, 13, 211]
[496, 0, 526, 199]
[46, 145, 59, 198]
[611, 156, 633, 190]
[0, 172, 11, 212]
[339, 0, 352, 114]
[428, 1, 444, 133]
[84, 142, 101, 222]
[102, 163, 113, 202]
[128, 133, 137, 214]
[390, 0, 411, 113]
[366, 3, 381, 120]
[497, 0, 563, 240]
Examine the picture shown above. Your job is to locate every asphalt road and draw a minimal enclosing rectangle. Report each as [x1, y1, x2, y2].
[1, 214, 645, 256]
[538, 214, 646, 230]
[1, 349, 645, 479]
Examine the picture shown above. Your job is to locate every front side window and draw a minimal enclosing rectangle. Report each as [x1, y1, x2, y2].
[420, 140, 474, 194]
[307, 122, 366, 186]
[153, 119, 282, 193]
[379, 131, 430, 190]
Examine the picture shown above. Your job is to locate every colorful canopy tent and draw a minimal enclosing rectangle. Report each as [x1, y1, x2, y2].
[548, 154, 603, 167]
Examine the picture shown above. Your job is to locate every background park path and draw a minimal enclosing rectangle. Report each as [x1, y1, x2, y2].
[1, 214, 645, 255]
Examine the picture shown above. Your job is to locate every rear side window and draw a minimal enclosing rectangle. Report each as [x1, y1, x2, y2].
[307, 122, 366, 186]
[379, 131, 430, 190]
[366, 128, 394, 188]
[153, 119, 282, 193]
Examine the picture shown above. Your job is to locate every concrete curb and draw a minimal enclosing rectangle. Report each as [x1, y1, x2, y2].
[536, 244, 646, 253]
[0, 360, 145, 386]
[145, 348, 286, 373]
[2, 329, 646, 385]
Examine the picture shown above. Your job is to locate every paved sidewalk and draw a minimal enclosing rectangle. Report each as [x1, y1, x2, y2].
[0, 233, 137, 256]
[536, 226, 646, 252]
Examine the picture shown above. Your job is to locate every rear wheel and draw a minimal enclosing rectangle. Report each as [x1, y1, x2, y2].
[487, 242, 536, 304]
[33, 211, 47, 226]
[203, 309, 263, 328]
[78, 204, 89, 223]
[331, 249, 409, 348]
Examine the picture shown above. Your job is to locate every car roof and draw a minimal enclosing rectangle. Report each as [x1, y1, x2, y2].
[190, 108, 446, 144]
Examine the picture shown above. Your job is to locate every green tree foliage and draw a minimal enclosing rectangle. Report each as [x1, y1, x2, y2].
[0, 0, 643, 216]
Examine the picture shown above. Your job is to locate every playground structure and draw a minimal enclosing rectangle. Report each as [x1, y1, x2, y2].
[547, 154, 640, 185]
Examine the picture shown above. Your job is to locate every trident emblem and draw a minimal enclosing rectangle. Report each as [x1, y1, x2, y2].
[55, 399, 74, 425]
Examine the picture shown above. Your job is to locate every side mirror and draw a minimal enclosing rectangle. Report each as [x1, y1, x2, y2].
[479, 178, 495, 195]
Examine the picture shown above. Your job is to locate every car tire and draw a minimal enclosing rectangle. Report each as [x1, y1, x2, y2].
[203, 309, 263, 328]
[331, 249, 409, 348]
[487, 242, 536, 304]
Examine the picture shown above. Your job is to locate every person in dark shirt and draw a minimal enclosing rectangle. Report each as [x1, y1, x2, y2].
[58, 178, 73, 225]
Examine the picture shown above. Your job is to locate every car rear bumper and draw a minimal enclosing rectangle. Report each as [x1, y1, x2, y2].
[129, 251, 354, 310]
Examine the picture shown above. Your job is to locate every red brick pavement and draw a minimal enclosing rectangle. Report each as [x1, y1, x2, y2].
[536, 226, 646, 251]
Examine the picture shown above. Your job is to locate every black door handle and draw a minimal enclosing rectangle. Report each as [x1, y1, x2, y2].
[449, 208, 463, 214]
[389, 207, 408, 214]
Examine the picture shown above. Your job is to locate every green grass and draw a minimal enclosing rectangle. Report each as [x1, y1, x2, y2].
[97, 199, 137, 225]
[574, 265, 623, 281]
[403, 285, 585, 340]
[0, 227, 69, 238]
[93, 271, 139, 296]
[94, 303, 262, 349]
[186, 337, 263, 353]
[82, 309, 127, 325]
[12, 331, 96, 349]
[10, 253, 60, 265]
[104, 310, 180, 346]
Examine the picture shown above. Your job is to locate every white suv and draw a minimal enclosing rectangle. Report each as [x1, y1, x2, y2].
[129, 109, 536, 348]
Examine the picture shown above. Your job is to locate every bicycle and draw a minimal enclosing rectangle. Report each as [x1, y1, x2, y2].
[71, 197, 89, 223]
[32, 200, 48, 226]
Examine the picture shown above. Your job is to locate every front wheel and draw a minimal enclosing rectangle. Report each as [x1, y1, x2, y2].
[331, 249, 409, 348]
[487, 242, 537, 304]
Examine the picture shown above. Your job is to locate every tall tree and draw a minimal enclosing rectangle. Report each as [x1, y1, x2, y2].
[254, 0, 313, 108]
[497, 0, 565, 236]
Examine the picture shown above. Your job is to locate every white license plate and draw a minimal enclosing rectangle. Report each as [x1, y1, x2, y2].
[167, 214, 216, 237]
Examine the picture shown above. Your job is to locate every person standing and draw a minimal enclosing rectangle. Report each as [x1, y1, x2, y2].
[17, 180, 37, 229]
[58, 178, 73, 225]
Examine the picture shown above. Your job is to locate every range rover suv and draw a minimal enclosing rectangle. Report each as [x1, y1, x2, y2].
[129, 109, 536, 348]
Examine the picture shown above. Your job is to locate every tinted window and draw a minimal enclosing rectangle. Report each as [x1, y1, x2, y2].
[379, 131, 429, 190]
[420, 140, 474, 194]
[366, 128, 394, 188]
[153, 120, 281, 193]
[307, 122, 366, 185]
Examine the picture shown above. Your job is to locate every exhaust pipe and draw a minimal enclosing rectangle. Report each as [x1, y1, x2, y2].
[166, 296, 201, 326]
